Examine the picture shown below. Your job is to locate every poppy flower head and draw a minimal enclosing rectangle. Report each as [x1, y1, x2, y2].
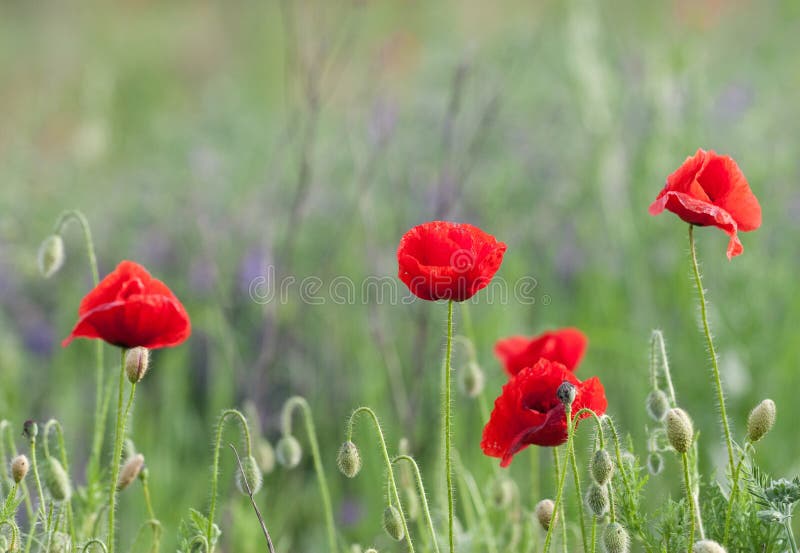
[494, 327, 588, 377]
[397, 221, 507, 302]
[481, 358, 607, 467]
[649, 149, 761, 259]
[63, 260, 191, 350]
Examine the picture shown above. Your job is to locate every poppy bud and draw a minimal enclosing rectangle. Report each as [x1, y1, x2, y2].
[489, 477, 514, 509]
[337, 441, 362, 478]
[693, 540, 726, 553]
[586, 483, 609, 517]
[11, 454, 29, 483]
[37, 234, 65, 278]
[591, 449, 614, 485]
[49, 531, 71, 553]
[139, 465, 150, 483]
[557, 381, 576, 408]
[603, 522, 630, 553]
[666, 408, 694, 454]
[646, 390, 670, 422]
[747, 399, 776, 443]
[534, 499, 555, 530]
[647, 452, 664, 475]
[350, 546, 362, 553]
[236, 455, 263, 496]
[365, 550, 378, 553]
[382, 505, 405, 541]
[22, 420, 38, 441]
[125, 347, 150, 384]
[117, 454, 145, 491]
[276, 436, 302, 469]
[44, 457, 72, 502]
[255, 439, 276, 474]
[459, 361, 485, 398]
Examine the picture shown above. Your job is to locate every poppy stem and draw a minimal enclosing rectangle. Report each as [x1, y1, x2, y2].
[688, 225, 736, 476]
[394, 455, 439, 553]
[444, 299, 455, 553]
[723, 444, 750, 546]
[43, 419, 76, 547]
[543, 408, 573, 553]
[568, 435, 589, 552]
[108, 350, 137, 553]
[650, 330, 677, 406]
[681, 452, 696, 552]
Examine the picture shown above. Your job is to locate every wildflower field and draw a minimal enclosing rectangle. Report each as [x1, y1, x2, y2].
[1, 1, 800, 552]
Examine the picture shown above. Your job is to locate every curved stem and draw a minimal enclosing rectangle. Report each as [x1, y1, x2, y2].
[651, 330, 677, 406]
[443, 300, 455, 553]
[230, 444, 275, 553]
[0, 520, 20, 552]
[108, 351, 137, 553]
[688, 224, 735, 475]
[394, 455, 440, 553]
[43, 419, 76, 546]
[603, 417, 633, 499]
[82, 538, 109, 553]
[141, 473, 161, 553]
[283, 397, 337, 553]
[456, 461, 499, 553]
[682, 453, 696, 552]
[543, 407, 575, 553]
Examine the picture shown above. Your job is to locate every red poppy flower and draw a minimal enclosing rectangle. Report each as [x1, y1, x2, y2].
[397, 221, 507, 302]
[494, 327, 588, 377]
[62, 260, 191, 349]
[649, 149, 761, 259]
[481, 359, 607, 467]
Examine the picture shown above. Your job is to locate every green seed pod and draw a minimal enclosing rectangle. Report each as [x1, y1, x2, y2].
[557, 381, 577, 407]
[22, 420, 38, 441]
[591, 449, 614, 485]
[11, 454, 29, 484]
[255, 439, 276, 474]
[337, 441, 362, 478]
[693, 540, 727, 553]
[236, 455, 263, 495]
[117, 453, 145, 491]
[666, 408, 693, 454]
[44, 457, 72, 502]
[646, 390, 670, 421]
[275, 436, 302, 469]
[459, 361, 485, 398]
[647, 452, 664, 475]
[603, 522, 630, 553]
[534, 499, 555, 531]
[586, 483, 609, 517]
[37, 234, 65, 278]
[125, 347, 150, 384]
[747, 399, 776, 443]
[489, 477, 515, 509]
[382, 505, 405, 541]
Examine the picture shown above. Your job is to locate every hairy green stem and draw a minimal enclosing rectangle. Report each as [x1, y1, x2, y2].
[650, 330, 677, 406]
[44, 419, 76, 546]
[543, 407, 575, 553]
[568, 435, 588, 553]
[457, 462, 499, 553]
[141, 473, 161, 553]
[82, 539, 109, 553]
[394, 455, 440, 553]
[682, 453, 696, 552]
[108, 351, 137, 553]
[443, 300, 455, 553]
[723, 446, 749, 546]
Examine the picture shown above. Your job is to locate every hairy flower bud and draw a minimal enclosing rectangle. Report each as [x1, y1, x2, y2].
[647, 452, 664, 475]
[646, 390, 670, 421]
[37, 234, 65, 278]
[591, 449, 614, 485]
[44, 457, 72, 502]
[22, 420, 38, 441]
[534, 499, 555, 530]
[557, 381, 577, 408]
[117, 453, 145, 491]
[666, 408, 693, 454]
[693, 540, 727, 553]
[337, 441, 362, 478]
[125, 347, 150, 384]
[489, 477, 514, 509]
[255, 439, 276, 474]
[236, 455, 263, 495]
[11, 454, 29, 483]
[747, 399, 776, 443]
[459, 361, 485, 398]
[603, 522, 630, 553]
[276, 436, 302, 469]
[586, 483, 609, 517]
[382, 505, 404, 541]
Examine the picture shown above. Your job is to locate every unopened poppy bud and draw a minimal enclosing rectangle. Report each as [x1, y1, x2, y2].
[337, 441, 362, 478]
[586, 483, 609, 517]
[117, 454, 145, 491]
[534, 499, 555, 530]
[125, 347, 150, 384]
[139, 465, 150, 482]
[603, 522, 630, 553]
[382, 505, 405, 541]
[255, 439, 276, 474]
[276, 436, 302, 468]
[459, 361, 485, 398]
[591, 449, 614, 485]
[22, 420, 38, 441]
[647, 452, 664, 475]
[646, 390, 670, 421]
[37, 234, 65, 278]
[365, 549, 378, 553]
[747, 399, 776, 443]
[236, 455, 263, 495]
[11, 454, 29, 483]
[693, 540, 726, 553]
[557, 381, 576, 408]
[489, 477, 514, 509]
[44, 457, 72, 502]
[350, 546, 362, 553]
[666, 408, 694, 453]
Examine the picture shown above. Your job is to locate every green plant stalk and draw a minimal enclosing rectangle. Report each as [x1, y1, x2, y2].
[207, 409, 253, 552]
[347, 407, 413, 553]
[142, 475, 161, 553]
[1, 421, 34, 520]
[590, 516, 597, 553]
[82, 538, 109, 553]
[0, 520, 20, 552]
[23, 432, 47, 553]
[688, 224, 735, 475]
[283, 397, 337, 553]
[44, 503, 55, 552]
[651, 330, 677, 406]
[44, 419, 76, 546]
[457, 462, 499, 553]
[543, 407, 575, 553]
[723, 446, 749, 545]
[681, 453, 696, 552]
[784, 516, 798, 553]
[568, 436, 589, 552]
[443, 300, 455, 553]
[603, 417, 633, 500]
[394, 455, 440, 553]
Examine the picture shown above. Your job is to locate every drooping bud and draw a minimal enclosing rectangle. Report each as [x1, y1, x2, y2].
[557, 381, 577, 408]
[646, 390, 670, 422]
[37, 235, 65, 278]
[647, 452, 664, 475]
[603, 522, 630, 553]
[459, 361, 485, 398]
[489, 477, 514, 509]
[337, 441, 362, 478]
[276, 436, 302, 469]
[382, 505, 405, 541]
[236, 455, 263, 495]
[591, 449, 614, 485]
[22, 420, 38, 441]
[534, 499, 555, 530]
[747, 399, 776, 443]
[255, 439, 276, 474]
[117, 453, 145, 491]
[666, 408, 694, 454]
[11, 454, 29, 483]
[586, 483, 609, 517]
[125, 347, 150, 384]
[44, 457, 72, 502]
[693, 540, 726, 553]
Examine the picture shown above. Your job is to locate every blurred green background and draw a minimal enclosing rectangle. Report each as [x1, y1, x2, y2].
[1, 0, 799, 551]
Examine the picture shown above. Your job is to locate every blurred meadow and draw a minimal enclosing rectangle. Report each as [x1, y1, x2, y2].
[1, 0, 799, 551]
